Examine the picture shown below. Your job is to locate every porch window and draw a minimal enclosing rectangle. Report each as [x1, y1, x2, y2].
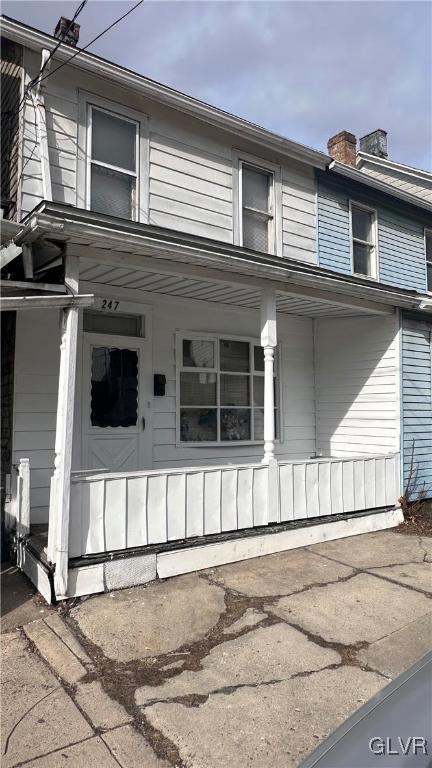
[350, 202, 377, 278]
[426, 230, 432, 292]
[88, 105, 138, 220]
[178, 335, 278, 443]
[241, 163, 274, 253]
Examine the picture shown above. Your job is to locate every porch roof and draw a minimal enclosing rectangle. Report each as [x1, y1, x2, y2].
[15, 201, 432, 318]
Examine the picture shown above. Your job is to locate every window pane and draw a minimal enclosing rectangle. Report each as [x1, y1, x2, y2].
[220, 374, 249, 406]
[353, 242, 372, 276]
[352, 206, 372, 242]
[221, 409, 251, 441]
[91, 347, 138, 427]
[253, 376, 264, 406]
[220, 339, 250, 372]
[254, 346, 264, 371]
[427, 262, 432, 292]
[91, 165, 134, 219]
[242, 211, 269, 252]
[180, 409, 217, 441]
[180, 372, 216, 406]
[92, 108, 136, 171]
[182, 339, 214, 368]
[242, 166, 270, 211]
[84, 311, 141, 336]
[426, 234, 432, 260]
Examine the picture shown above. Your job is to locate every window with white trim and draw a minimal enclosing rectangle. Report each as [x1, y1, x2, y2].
[350, 202, 377, 278]
[426, 230, 432, 292]
[240, 163, 275, 253]
[88, 105, 139, 220]
[177, 335, 278, 443]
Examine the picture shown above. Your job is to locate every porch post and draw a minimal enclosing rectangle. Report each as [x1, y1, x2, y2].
[260, 290, 277, 464]
[47, 255, 79, 598]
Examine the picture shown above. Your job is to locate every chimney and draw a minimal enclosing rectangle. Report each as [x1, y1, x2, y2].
[54, 17, 80, 47]
[359, 129, 388, 159]
[327, 131, 357, 166]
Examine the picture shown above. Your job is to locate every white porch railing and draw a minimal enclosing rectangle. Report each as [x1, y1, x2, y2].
[8, 458, 31, 566]
[69, 453, 400, 558]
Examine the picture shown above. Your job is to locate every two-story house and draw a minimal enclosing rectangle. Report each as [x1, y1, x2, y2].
[1, 15, 431, 603]
[315, 129, 431, 504]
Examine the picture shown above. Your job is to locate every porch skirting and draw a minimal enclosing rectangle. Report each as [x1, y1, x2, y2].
[65, 505, 403, 598]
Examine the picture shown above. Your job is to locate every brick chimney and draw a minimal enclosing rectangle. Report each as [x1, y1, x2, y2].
[54, 17, 80, 47]
[327, 131, 357, 166]
[359, 129, 388, 159]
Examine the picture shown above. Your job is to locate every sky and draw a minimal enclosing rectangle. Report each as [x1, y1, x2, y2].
[2, 0, 431, 170]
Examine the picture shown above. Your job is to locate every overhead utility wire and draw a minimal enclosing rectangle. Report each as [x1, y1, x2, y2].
[29, 0, 144, 92]
[13, 0, 88, 119]
[14, 0, 143, 190]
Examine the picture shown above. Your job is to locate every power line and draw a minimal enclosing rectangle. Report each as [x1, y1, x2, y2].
[32, 0, 144, 92]
[13, 0, 144, 195]
[13, 0, 88, 120]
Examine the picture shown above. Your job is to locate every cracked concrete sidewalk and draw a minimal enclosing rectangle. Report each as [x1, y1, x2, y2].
[1, 530, 431, 767]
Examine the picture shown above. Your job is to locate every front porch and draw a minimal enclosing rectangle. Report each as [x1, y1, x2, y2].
[5, 204, 411, 601]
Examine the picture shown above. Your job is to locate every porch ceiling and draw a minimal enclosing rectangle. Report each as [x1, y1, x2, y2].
[79, 259, 380, 318]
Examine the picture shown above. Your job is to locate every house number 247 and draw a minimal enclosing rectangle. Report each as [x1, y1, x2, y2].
[101, 299, 119, 311]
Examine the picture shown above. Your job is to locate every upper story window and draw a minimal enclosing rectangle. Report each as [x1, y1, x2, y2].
[177, 334, 278, 444]
[233, 151, 282, 256]
[88, 106, 139, 220]
[241, 164, 274, 253]
[426, 230, 432, 292]
[350, 202, 378, 279]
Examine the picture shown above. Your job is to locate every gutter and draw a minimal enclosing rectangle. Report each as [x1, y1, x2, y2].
[20, 202, 432, 315]
[0, 15, 330, 170]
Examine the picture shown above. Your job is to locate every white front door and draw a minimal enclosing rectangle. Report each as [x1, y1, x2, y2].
[82, 332, 152, 471]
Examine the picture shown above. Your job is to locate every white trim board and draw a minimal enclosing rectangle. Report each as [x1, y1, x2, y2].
[157, 507, 403, 578]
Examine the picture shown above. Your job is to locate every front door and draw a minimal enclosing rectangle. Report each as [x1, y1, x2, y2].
[82, 332, 152, 471]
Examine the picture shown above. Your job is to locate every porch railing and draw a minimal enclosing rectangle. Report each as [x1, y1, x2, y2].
[69, 453, 400, 558]
[8, 458, 31, 566]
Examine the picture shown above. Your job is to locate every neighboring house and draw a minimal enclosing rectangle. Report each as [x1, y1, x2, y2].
[1, 16, 431, 602]
[316, 129, 432, 502]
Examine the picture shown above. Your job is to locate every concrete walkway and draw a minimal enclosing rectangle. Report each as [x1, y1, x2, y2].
[1, 530, 431, 767]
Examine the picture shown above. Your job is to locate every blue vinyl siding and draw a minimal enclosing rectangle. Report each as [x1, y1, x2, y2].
[317, 185, 351, 274]
[378, 212, 427, 291]
[317, 179, 428, 291]
[401, 314, 432, 499]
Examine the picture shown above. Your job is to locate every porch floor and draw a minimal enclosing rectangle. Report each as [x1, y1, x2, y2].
[28, 525, 48, 563]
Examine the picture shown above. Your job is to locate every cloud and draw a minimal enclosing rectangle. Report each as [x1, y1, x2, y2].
[2, 0, 431, 168]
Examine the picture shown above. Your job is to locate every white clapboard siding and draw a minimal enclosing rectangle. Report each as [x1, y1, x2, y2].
[314, 314, 399, 456]
[69, 463, 269, 557]
[13, 310, 60, 525]
[282, 162, 316, 263]
[69, 453, 399, 557]
[278, 454, 399, 521]
[148, 127, 233, 243]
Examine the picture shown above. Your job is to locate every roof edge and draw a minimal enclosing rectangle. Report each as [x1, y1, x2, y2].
[1, 15, 330, 170]
[329, 160, 432, 213]
[356, 151, 432, 181]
